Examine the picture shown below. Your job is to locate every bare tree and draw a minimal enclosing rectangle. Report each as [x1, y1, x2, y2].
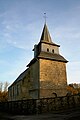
[0, 81, 9, 92]
[0, 82, 3, 92]
[0, 81, 9, 102]
[3, 81, 9, 92]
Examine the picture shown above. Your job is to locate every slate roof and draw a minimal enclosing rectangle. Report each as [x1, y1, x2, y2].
[38, 52, 68, 62]
[40, 23, 52, 43]
[15, 69, 28, 83]
[27, 52, 68, 67]
[27, 58, 37, 67]
[9, 69, 29, 87]
[40, 23, 60, 47]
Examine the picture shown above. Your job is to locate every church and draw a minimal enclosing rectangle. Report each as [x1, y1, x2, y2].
[8, 22, 68, 101]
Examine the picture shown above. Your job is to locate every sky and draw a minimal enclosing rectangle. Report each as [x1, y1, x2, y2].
[0, 0, 80, 85]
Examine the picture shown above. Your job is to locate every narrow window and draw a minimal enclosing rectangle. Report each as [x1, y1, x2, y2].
[47, 48, 49, 52]
[22, 76, 26, 84]
[17, 85, 19, 96]
[22, 79, 24, 84]
[13, 87, 14, 97]
[9, 89, 12, 98]
[52, 49, 54, 53]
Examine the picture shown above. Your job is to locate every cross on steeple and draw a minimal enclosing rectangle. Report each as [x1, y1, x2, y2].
[44, 13, 47, 23]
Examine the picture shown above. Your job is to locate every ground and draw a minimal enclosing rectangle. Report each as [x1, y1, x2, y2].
[0, 108, 80, 120]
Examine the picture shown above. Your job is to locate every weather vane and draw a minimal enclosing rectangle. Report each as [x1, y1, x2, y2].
[44, 13, 47, 23]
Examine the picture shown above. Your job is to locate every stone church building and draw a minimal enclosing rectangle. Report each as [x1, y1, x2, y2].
[8, 23, 68, 101]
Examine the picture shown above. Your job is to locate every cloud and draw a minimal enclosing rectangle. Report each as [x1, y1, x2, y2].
[1, 19, 41, 50]
[54, 26, 80, 40]
[67, 61, 80, 84]
[0, 11, 8, 18]
[0, 54, 29, 83]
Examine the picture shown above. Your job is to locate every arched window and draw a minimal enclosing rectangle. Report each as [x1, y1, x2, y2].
[52, 49, 54, 53]
[52, 92, 57, 97]
[47, 48, 49, 52]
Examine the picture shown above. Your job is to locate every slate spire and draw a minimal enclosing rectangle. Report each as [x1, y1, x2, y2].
[40, 23, 52, 43]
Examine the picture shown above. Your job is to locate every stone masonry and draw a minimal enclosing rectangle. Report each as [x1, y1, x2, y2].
[39, 59, 67, 97]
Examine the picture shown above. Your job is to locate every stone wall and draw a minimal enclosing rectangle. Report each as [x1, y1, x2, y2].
[8, 60, 40, 101]
[8, 57, 68, 101]
[0, 95, 80, 114]
[8, 68, 32, 101]
[39, 59, 67, 97]
[29, 60, 39, 99]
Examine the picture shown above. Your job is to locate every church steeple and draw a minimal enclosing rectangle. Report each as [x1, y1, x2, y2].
[40, 23, 60, 47]
[32, 22, 67, 64]
[40, 23, 52, 43]
[33, 23, 60, 58]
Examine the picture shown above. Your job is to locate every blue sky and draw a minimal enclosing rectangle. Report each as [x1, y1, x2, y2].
[0, 0, 80, 84]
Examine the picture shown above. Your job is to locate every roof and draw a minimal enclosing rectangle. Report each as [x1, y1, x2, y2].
[27, 52, 68, 67]
[40, 23, 52, 43]
[40, 23, 59, 47]
[27, 58, 37, 67]
[38, 52, 68, 62]
[15, 69, 28, 83]
[9, 69, 29, 87]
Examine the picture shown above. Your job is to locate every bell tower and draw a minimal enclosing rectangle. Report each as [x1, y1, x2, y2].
[34, 23, 60, 57]
[29, 23, 68, 98]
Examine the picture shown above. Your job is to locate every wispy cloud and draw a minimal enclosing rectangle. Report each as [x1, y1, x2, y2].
[67, 61, 80, 84]
[1, 18, 41, 50]
[54, 27, 80, 39]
